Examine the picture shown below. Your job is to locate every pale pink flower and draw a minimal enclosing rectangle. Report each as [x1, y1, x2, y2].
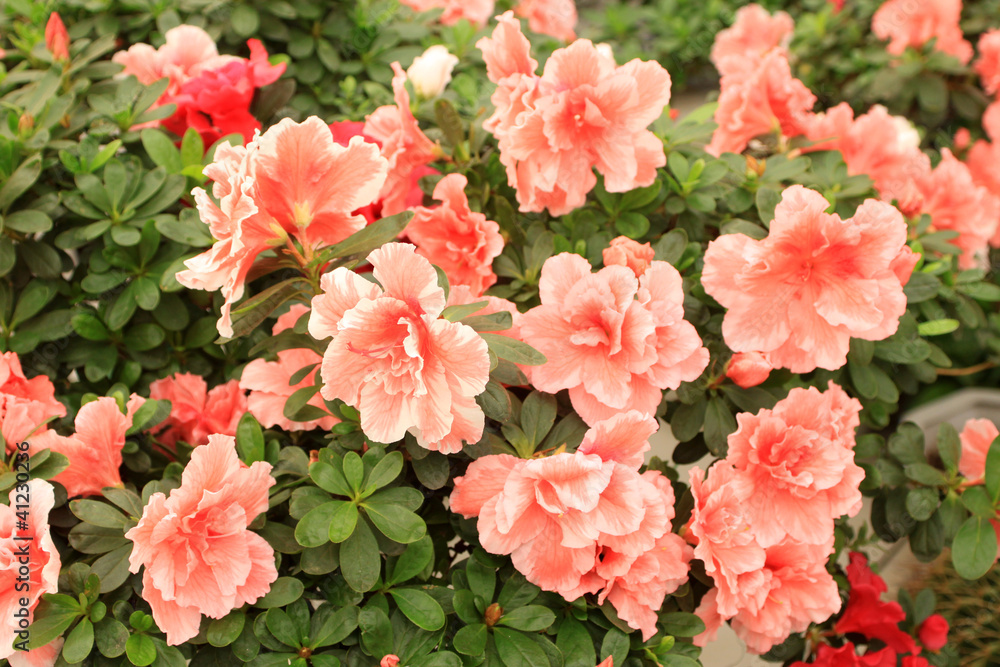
[710, 4, 794, 79]
[176, 117, 388, 336]
[407, 45, 459, 98]
[0, 481, 61, 664]
[725, 352, 772, 389]
[804, 103, 930, 215]
[406, 174, 504, 296]
[707, 50, 816, 156]
[521, 253, 708, 425]
[478, 13, 671, 215]
[398, 0, 494, 27]
[126, 435, 276, 645]
[309, 243, 490, 454]
[149, 373, 246, 449]
[702, 185, 917, 373]
[726, 384, 864, 548]
[113, 25, 237, 96]
[958, 418, 999, 483]
[728, 537, 841, 654]
[976, 30, 1000, 95]
[693, 589, 724, 647]
[36, 397, 130, 498]
[364, 63, 438, 216]
[0, 352, 66, 451]
[241, 304, 338, 432]
[965, 139, 1000, 247]
[515, 0, 578, 42]
[872, 0, 973, 64]
[602, 236, 655, 278]
[915, 149, 1000, 269]
[9, 638, 64, 667]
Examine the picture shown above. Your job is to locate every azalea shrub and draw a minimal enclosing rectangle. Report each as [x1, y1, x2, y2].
[5, 1, 1000, 667]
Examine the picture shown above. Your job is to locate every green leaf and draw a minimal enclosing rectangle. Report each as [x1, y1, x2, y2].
[72, 312, 110, 341]
[141, 129, 183, 172]
[454, 623, 488, 656]
[91, 543, 134, 592]
[366, 451, 404, 491]
[494, 627, 551, 667]
[342, 451, 364, 492]
[310, 605, 359, 649]
[359, 607, 393, 658]
[329, 501, 360, 543]
[986, 435, 1000, 504]
[961, 486, 996, 518]
[12, 280, 55, 328]
[957, 282, 1000, 301]
[318, 212, 413, 262]
[296, 502, 336, 548]
[266, 608, 302, 648]
[94, 617, 128, 657]
[498, 606, 555, 632]
[62, 618, 94, 663]
[70, 500, 131, 530]
[311, 460, 353, 497]
[389, 588, 446, 631]
[497, 573, 540, 609]
[904, 463, 948, 487]
[520, 391, 557, 447]
[660, 612, 706, 638]
[703, 397, 736, 457]
[126, 634, 156, 667]
[390, 536, 434, 586]
[951, 516, 999, 580]
[937, 423, 962, 474]
[556, 617, 595, 667]
[236, 412, 266, 465]
[180, 127, 205, 166]
[6, 210, 52, 233]
[918, 319, 960, 336]
[0, 154, 41, 212]
[254, 577, 305, 608]
[208, 611, 246, 647]
[340, 518, 381, 592]
[905, 487, 940, 522]
[466, 556, 495, 605]
[364, 500, 426, 544]
[231, 4, 261, 37]
[615, 211, 650, 238]
[481, 333, 546, 366]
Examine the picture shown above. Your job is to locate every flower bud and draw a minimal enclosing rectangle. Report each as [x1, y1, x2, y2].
[918, 614, 949, 652]
[45, 13, 70, 62]
[380, 655, 400, 667]
[406, 45, 458, 99]
[725, 351, 771, 388]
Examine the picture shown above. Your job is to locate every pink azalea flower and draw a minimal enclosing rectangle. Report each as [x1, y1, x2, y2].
[176, 117, 388, 337]
[602, 236, 655, 278]
[985, 100, 1000, 142]
[692, 589, 724, 647]
[241, 304, 339, 432]
[34, 397, 132, 498]
[872, 0, 973, 64]
[804, 103, 930, 216]
[44, 13, 69, 62]
[406, 174, 505, 296]
[522, 252, 708, 426]
[380, 656, 401, 667]
[976, 30, 1000, 95]
[0, 481, 61, 665]
[915, 149, 1000, 269]
[364, 63, 438, 216]
[8, 638, 64, 667]
[149, 373, 246, 449]
[478, 13, 671, 215]
[397, 0, 495, 27]
[0, 352, 66, 451]
[126, 435, 276, 645]
[725, 383, 864, 548]
[957, 418, 999, 483]
[308, 243, 490, 453]
[702, 185, 917, 373]
[707, 50, 816, 156]
[725, 352, 771, 388]
[710, 4, 794, 79]
[515, 0, 578, 42]
[113, 25, 236, 95]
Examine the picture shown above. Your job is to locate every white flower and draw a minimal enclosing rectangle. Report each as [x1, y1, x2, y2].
[406, 45, 459, 99]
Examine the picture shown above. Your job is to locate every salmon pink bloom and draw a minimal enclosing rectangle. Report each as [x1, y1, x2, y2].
[406, 174, 504, 296]
[521, 252, 708, 425]
[710, 4, 794, 79]
[149, 373, 246, 449]
[915, 149, 1000, 269]
[702, 185, 917, 372]
[707, 50, 816, 156]
[478, 13, 671, 215]
[0, 481, 61, 665]
[398, 0, 494, 27]
[976, 30, 1000, 95]
[126, 434, 276, 645]
[309, 243, 490, 453]
[45, 13, 69, 62]
[364, 63, 439, 216]
[515, 0, 578, 42]
[241, 305, 338, 432]
[957, 418, 999, 482]
[35, 397, 131, 498]
[872, 0, 973, 64]
[725, 352, 771, 388]
[113, 25, 236, 94]
[804, 103, 930, 216]
[0, 352, 65, 451]
[380, 656, 401, 667]
[602, 236, 655, 278]
[693, 589, 724, 647]
[176, 117, 388, 336]
[725, 383, 864, 547]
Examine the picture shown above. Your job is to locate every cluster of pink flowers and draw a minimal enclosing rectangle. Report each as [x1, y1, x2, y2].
[478, 12, 672, 215]
[702, 186, 918, 373]
[149, 373, 245, 449]
[450, 411, 691, 639]
[308, 243, 490, 454]
[707, 5, 815, 156]
[176, 116, 389, 337]
[690, 383, 863, 653]
[398, 0, 577, 41]
[0, 352, 66, 449]
[113, 25, 285, 145]
[791, 552, 948, 665]
[964, 31, 1000, 249]
[126, 435, 276, 645]
[872, 0, 972, 65]
[520, 246, 708, 426]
